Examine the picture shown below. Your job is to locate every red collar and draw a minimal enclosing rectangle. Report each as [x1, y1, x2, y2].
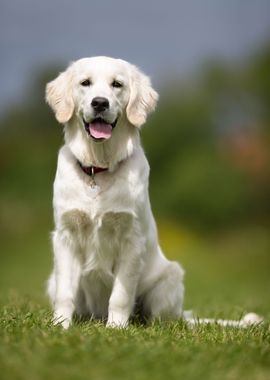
[78, 161, 108, 177]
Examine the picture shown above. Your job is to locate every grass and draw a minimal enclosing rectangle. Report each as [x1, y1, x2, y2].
[0, 219, 270, 380]
[0, 296, 269, 380]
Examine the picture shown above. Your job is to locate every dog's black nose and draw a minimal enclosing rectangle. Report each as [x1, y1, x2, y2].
[91, 97, 109, 112]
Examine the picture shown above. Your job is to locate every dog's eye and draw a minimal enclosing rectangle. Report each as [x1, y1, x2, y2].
[111, 80, 123, 88]
[81, 79, 91, 87]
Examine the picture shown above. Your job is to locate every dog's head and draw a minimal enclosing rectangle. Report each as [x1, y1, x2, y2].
[46, 56, 158, 143]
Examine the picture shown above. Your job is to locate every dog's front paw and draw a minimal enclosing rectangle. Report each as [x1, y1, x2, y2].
[53, 309, 72, 329]
[106, 311, 129, 328]
[53, 317, 71, 329]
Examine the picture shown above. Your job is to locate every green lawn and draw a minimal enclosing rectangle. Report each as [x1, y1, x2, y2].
[1, 298, 269, 380]
[0, 220, 270, 380]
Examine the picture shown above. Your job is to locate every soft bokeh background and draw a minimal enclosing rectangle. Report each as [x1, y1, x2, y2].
[0, 0, 269, 316]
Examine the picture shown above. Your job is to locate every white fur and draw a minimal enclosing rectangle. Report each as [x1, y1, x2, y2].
[183, 311, 263, 328]
[46, 56, 184, 328]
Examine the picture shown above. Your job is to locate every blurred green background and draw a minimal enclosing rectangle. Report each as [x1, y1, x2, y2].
[0, 45, 269, 315]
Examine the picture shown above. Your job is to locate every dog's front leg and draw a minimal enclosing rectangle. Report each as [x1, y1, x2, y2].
[51, 231, 81, 329]
[107, 249, 142, 328]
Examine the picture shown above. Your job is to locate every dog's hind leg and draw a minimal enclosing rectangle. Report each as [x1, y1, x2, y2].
[142, 261, 185, 321]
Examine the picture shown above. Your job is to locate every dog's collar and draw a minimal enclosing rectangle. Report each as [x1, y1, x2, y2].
[78, 161, 108, 177]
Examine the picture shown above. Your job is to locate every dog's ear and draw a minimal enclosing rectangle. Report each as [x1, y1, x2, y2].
[46, 67, 74, 124]
[126, 65, 159, 128]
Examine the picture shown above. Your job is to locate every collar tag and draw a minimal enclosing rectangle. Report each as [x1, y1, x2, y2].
[77, 161, 108, 189]
[90, 166, 96, 188]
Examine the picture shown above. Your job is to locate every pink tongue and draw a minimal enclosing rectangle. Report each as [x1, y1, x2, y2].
[89, 122, 112, 140]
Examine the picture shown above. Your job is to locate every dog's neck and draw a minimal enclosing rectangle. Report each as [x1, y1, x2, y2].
[64, 118, 140, 171]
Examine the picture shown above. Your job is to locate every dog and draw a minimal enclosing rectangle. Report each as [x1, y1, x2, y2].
[46, 56, 185, 328]
[46, 56, 262, 329]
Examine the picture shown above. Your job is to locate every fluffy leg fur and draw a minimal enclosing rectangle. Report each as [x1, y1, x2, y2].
[142, 262, 185, 321]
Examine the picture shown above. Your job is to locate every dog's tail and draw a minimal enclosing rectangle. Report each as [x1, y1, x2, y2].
[182, 310, 263, 327]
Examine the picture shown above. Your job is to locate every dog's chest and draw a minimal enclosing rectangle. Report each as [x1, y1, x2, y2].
[61, 208, 133, 276]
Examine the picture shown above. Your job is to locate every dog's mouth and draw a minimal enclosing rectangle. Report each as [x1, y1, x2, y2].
[83, 117, 117, 142]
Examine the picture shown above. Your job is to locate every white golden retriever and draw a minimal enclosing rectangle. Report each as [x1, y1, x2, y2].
[46, 56, 261, 329]
[46, 56, 184, 329]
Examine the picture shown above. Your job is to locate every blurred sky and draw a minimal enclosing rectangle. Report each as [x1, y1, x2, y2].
[1, 0, 270, 115]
